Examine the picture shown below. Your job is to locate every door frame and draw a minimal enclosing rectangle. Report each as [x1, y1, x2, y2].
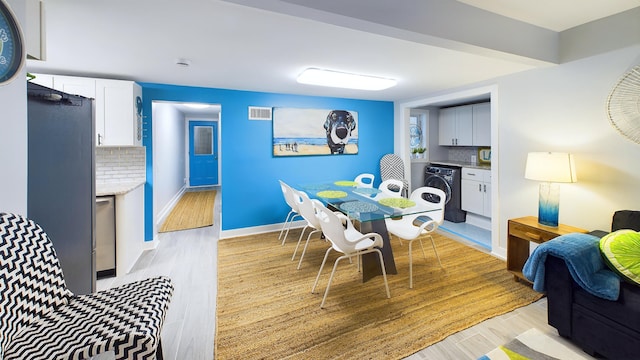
[187, 119, 220, 187]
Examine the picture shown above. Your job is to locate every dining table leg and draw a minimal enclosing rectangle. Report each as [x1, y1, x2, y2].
[359, 219, 397, 282]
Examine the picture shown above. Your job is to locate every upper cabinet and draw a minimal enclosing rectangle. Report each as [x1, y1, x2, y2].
[438, 105, 472, 146]
[438, 102, 490, 147]
[29, 74, 143, 147]
[95, 79, 143, 147]
[54, 76, 96, 98]
[472, 102, 491, 147]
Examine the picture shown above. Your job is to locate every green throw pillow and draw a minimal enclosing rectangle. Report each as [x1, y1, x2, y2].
[599, 230, 640, 286]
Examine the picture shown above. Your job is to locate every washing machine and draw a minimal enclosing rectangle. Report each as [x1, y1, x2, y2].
[424, 165, 466, 223]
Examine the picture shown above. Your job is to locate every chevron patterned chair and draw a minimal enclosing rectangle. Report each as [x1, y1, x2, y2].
[0, 213, 174, 360]
[379, 153, 409, 198]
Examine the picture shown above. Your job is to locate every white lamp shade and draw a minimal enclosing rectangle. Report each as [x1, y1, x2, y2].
[525, 152, 577, 183]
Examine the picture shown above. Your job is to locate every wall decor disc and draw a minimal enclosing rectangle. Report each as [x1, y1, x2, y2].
[606, 64, 640, 144]
[0, 0, 25, 85]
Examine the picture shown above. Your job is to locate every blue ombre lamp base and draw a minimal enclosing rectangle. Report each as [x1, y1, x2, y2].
[538, 182, 560, 227]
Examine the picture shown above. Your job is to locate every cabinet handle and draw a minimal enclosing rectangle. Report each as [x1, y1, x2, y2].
[483, 184, 486, 192]
[524, 232, 541, 240]
[98, 133, 103, 146]
[478, 184, 482, 192]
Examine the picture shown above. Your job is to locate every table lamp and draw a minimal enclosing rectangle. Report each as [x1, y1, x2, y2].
[524, 152, 577, 227]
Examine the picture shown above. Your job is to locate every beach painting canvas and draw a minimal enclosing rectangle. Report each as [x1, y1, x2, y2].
[273, 107, 358, 156]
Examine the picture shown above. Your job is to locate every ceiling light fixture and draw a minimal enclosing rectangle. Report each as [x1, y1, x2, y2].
[297, 68, 397, 91]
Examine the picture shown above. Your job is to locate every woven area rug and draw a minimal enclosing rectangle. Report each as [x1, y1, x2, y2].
[479, 328, 590, 360]
[159, 190, 216, 232]
[215, 229, 543, 359]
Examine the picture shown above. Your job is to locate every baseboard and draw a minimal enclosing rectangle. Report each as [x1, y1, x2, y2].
[220, 219, 306, 239]
[465, 213, 491, 230]
[156, 186, 187, 228]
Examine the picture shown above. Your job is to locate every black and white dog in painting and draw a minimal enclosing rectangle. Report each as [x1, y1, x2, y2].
[324, 110, 356, 154]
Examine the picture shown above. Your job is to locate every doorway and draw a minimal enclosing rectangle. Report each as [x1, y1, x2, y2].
[398, 86, 499, 256]
[151, 101, 221, 240]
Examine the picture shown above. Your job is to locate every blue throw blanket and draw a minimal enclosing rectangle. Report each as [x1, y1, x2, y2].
[523, 232, 620, 301]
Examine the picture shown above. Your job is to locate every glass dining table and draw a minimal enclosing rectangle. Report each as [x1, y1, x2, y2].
[297, 180, 440, 282]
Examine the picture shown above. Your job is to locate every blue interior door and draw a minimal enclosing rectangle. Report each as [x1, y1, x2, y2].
[189, 121, 218, 186]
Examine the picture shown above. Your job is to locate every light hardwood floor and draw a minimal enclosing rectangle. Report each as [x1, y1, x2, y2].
[97, 191, 594, 359]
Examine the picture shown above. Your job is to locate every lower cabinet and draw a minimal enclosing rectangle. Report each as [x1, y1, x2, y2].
[461, 168, 491, 217]
[115, 185, 144, 276]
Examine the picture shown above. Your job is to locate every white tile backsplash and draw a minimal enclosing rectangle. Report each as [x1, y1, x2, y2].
[96, 147, 146, 184]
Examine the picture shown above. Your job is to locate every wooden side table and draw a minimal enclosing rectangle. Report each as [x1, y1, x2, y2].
[507, 216, 587, 283]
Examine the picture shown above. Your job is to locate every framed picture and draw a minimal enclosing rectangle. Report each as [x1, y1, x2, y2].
[273, 107, 358, 156]
[478, 147, 491, 164]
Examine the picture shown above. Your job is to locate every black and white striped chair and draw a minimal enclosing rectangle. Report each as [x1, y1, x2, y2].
[380, 153, 409, 197]
[0, 213, 174, 360]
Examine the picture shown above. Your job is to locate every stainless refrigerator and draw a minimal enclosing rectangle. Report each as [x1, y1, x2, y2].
[27, 81, 96, 295]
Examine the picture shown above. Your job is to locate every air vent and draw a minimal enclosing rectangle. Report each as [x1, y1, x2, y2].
[248, 106, 272, 120]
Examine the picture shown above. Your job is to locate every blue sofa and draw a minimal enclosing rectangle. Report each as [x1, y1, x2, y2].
[545, 210, 640, 359]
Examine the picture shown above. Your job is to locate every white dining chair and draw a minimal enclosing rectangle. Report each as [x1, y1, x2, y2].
[354, 173, 375, 188]
[378, 179, 405, 198]
[278, 180, 303, 245]
[311, 202, 391, 308]
[385, 186, 446, 288]
[291, 189, 325, 269]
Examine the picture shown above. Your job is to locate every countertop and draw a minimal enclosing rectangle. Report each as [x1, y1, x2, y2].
[428, 160, 491, 170]
[96, 181, 145, 196]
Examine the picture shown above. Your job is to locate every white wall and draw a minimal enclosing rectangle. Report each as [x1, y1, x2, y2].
[496, 45, 640, 253]
[0, 0, 27, 215]
[152, 102, 186, 228]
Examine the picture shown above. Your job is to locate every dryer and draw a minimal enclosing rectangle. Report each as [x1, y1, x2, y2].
[424, 165, 466, 223]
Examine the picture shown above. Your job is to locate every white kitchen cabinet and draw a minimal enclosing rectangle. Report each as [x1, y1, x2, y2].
[53, 75, 96, 99]
[95, 79, 143, 146]
[461, 168, 491, 217]
[439, 102, 491, 147]
[29, 74, 142, 147]
[115, 185, 145, 276]
[472, 102, 491, 146]
[438, 105, 472, 146]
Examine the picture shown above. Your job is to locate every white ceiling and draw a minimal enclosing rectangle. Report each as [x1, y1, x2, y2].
[458, 0, 640, 32]
[26, 0, 640, 106]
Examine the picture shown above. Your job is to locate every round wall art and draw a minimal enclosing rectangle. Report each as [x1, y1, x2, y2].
[0, 0, 24, 85]
[606, 64, 640, 144]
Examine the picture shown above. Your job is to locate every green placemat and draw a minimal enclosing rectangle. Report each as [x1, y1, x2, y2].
[316, 190, 348, 199]
[334, 180, 357, 187]
[378, 197, 416, 209]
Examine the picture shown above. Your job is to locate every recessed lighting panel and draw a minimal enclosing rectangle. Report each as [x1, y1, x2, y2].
[297, 68, 396, 91]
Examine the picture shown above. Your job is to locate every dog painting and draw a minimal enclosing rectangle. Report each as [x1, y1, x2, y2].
[273, 107, 358, 157]
[324, 110, 356, 154]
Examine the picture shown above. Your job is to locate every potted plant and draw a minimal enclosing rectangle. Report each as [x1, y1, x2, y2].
[411, 147, 426, 159]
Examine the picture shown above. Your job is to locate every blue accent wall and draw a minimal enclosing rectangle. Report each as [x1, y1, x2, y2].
[140, 83, 394, 240]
